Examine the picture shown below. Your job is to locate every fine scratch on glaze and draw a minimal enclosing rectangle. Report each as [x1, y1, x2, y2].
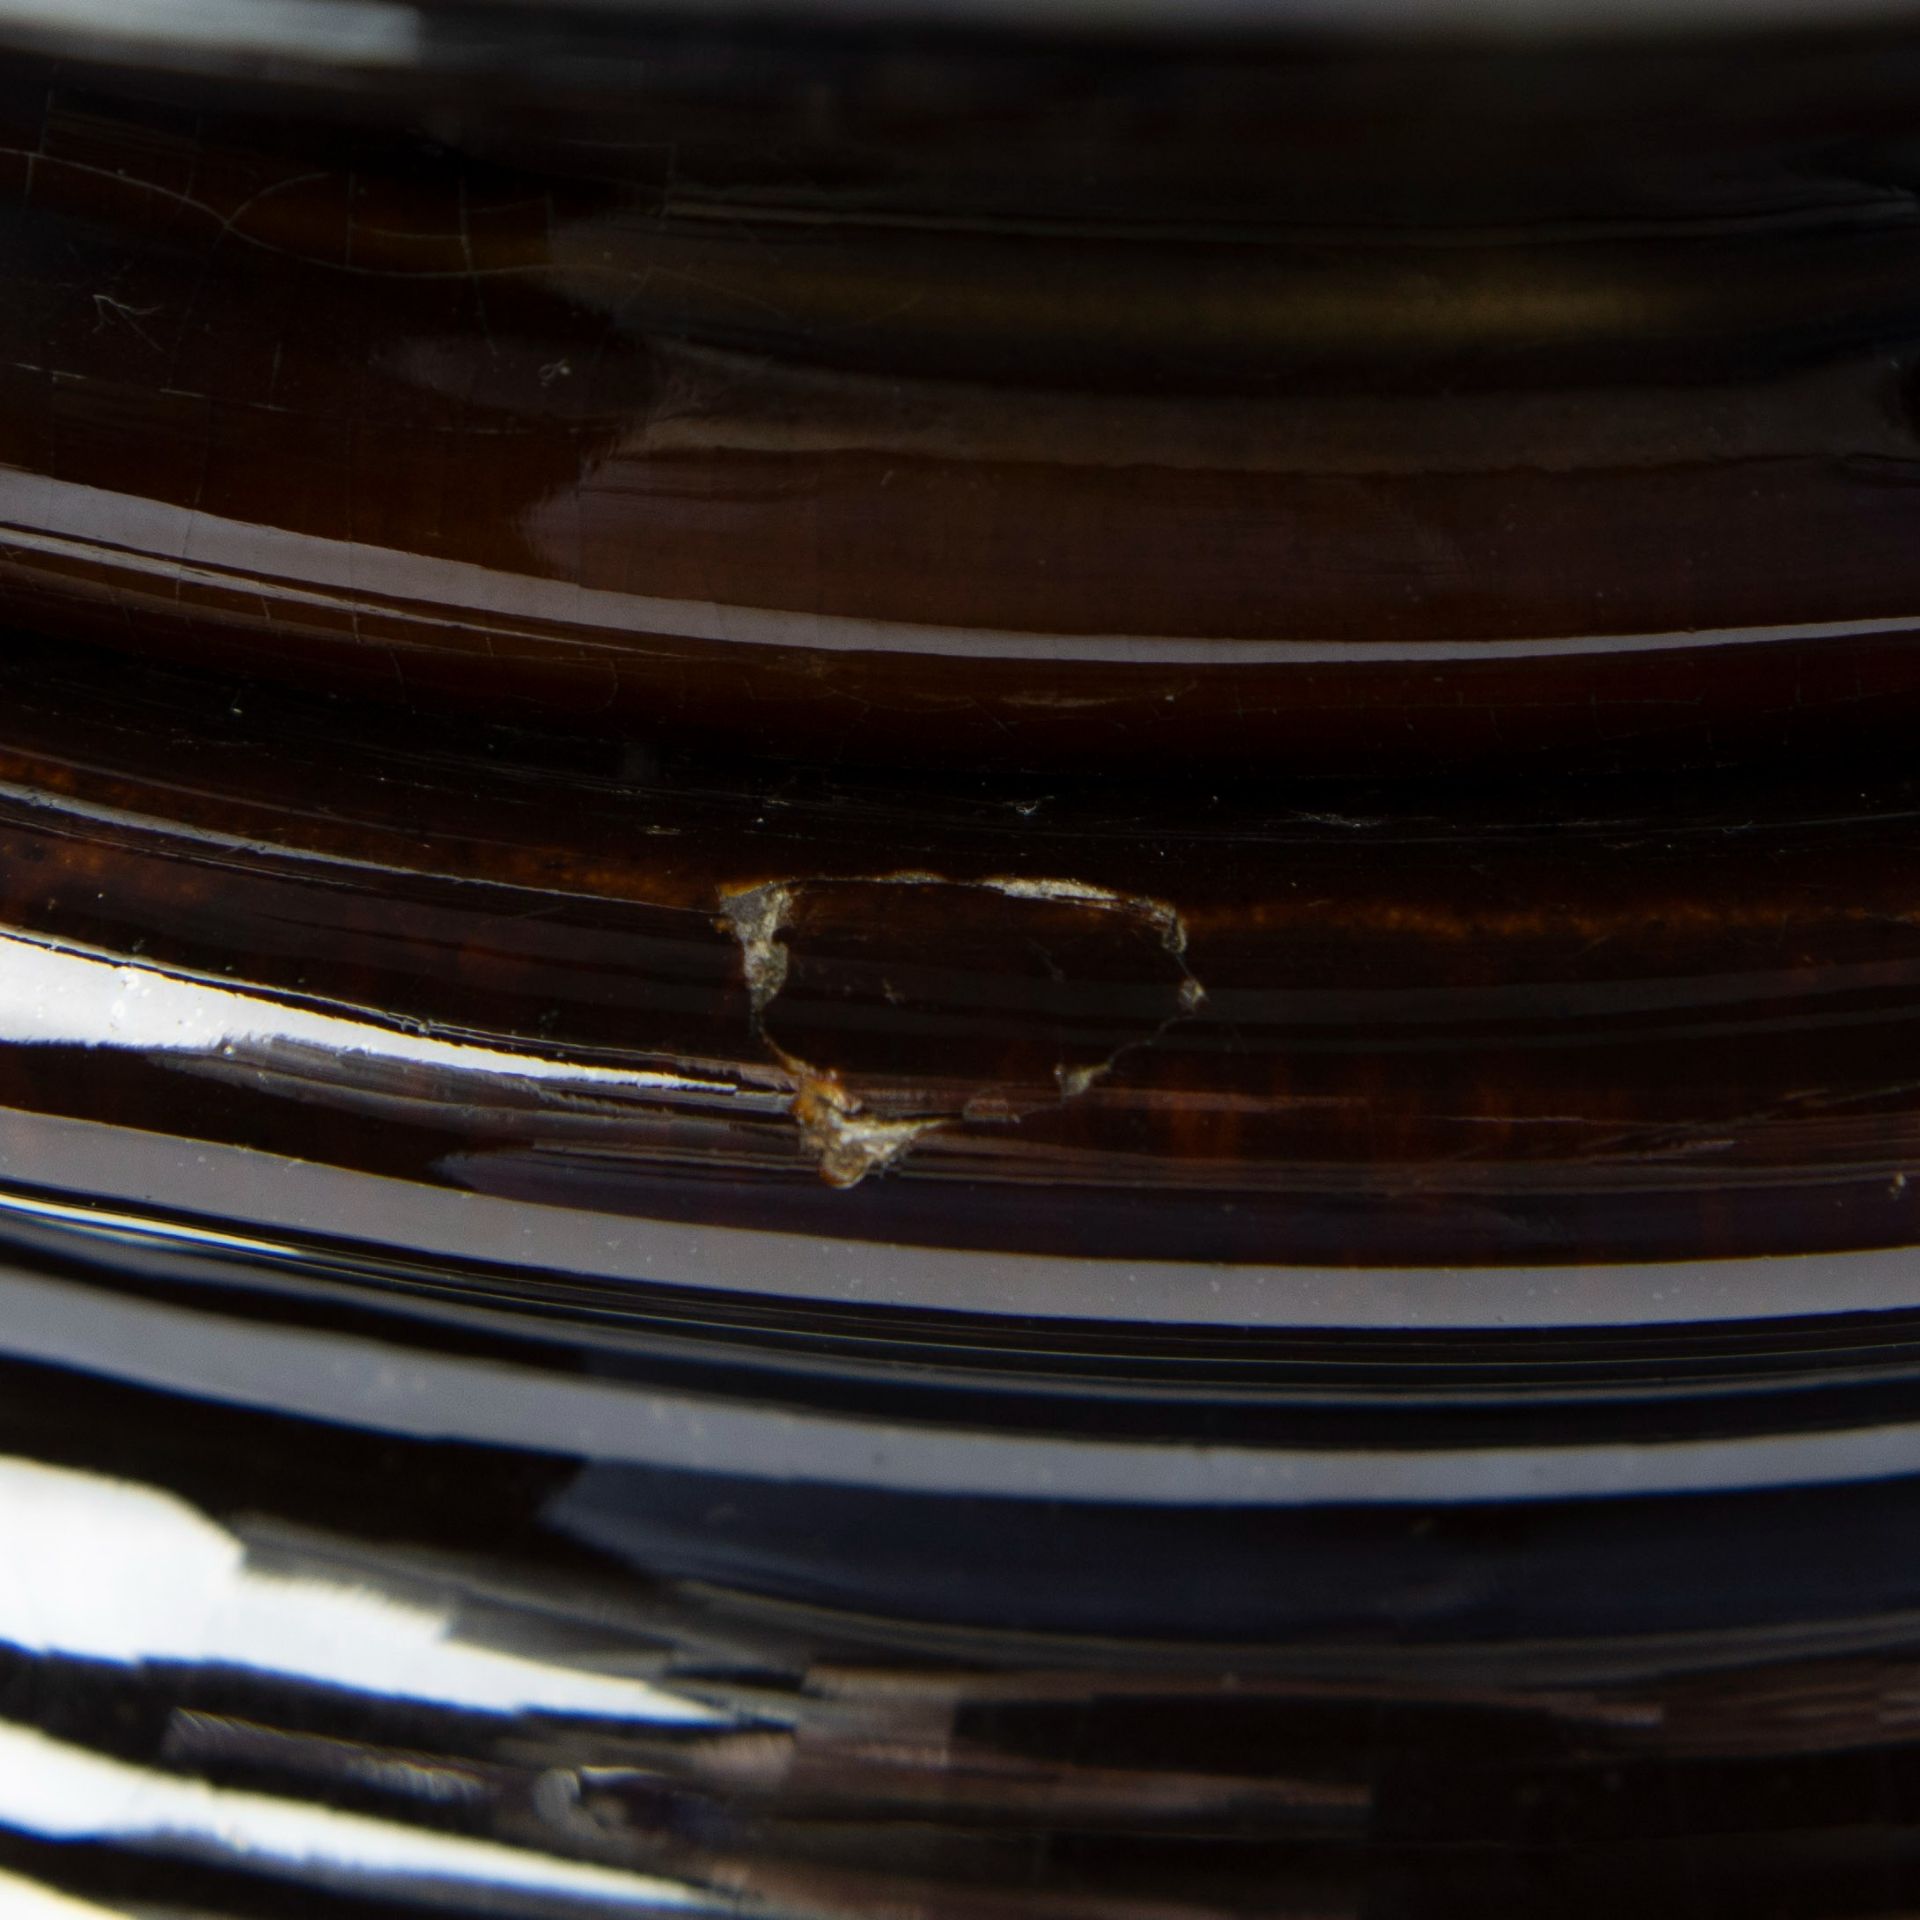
[718, 871, 1204, 1189]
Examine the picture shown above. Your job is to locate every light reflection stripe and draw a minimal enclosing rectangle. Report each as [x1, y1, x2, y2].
[1, 468, 1914, 666]
[0, 1718, 710, 1913]
[0, 1263, 1919, 1504]
[0, 928, 736, 1098]
[0, 1456, 720, 1725]
[1, 1103, 1918, 1333]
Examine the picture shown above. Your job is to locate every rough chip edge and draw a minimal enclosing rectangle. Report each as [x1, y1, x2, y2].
[718, 871, 1203, 1188]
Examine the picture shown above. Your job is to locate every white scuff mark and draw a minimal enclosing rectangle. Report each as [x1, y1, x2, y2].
[0, 1455, 718, 1726]
[716, 870, 1205, 1187]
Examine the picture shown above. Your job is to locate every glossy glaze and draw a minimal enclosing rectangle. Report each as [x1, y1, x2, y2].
[0, 11, 1918, 1917]
[3, 642, 1920, 1269]
[5, 32, 1920, 765]
[11, 1223, 1920, 1918]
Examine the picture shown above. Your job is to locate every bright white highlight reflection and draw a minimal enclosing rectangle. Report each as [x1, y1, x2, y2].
[0, 1457, 716, 1725]
[0, 929, 729, 1096]
[0, 1868, 130, 1918]
[0, 0, 419, 63]
[0, 1719, 702, 1912]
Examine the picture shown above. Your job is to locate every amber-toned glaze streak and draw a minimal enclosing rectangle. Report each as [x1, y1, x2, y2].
[3, 35, 1920, 765]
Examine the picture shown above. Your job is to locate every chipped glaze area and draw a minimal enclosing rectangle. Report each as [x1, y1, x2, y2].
[0, 639, 1916, 1268]
[719, 874, 1202, 1185]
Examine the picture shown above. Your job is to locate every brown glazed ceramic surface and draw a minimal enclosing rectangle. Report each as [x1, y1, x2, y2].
[5, 11, 1920, 1920]
[4, 637, 1920, 1273]
[5, 29, 1920, 767]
